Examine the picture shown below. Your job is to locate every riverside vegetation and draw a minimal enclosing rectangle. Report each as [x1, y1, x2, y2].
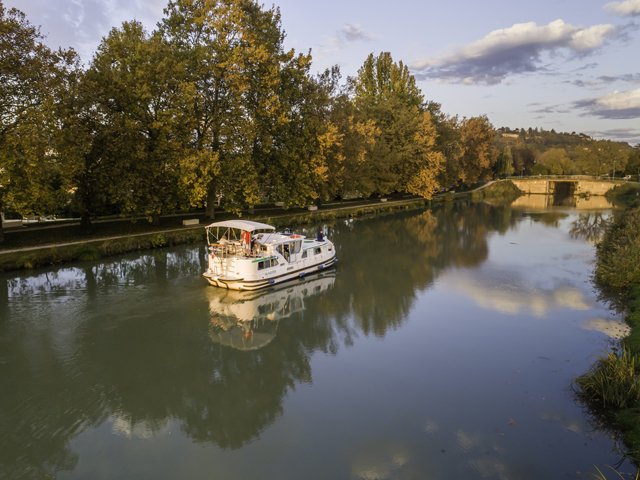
[573, 193, 640, 464]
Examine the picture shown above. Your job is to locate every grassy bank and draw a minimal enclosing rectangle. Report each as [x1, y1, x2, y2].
[605, 183, 640, 203]
[0, 198, 430, 272]
[573, 200, 640, 462]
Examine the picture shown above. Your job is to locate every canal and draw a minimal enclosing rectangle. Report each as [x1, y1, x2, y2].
[0, 197, 634, 479]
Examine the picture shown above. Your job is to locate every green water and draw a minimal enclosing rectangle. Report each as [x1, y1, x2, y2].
[0, 200, 634, 479]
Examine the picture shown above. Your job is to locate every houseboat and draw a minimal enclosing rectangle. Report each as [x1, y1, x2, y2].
[203, 220, 337, 290]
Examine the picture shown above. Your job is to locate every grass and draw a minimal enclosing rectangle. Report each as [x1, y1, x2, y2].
[470, 180, 523, 200]
[573, 346, 640, 409]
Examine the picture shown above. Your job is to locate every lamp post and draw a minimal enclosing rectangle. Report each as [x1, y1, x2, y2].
[613, 160, 616, 181]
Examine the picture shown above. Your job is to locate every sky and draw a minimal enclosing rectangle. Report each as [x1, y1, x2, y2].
[6, 0, 640, 145]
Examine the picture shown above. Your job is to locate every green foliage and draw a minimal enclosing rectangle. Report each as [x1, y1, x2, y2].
[572, 346, 640, 409]
[596, 203, 640, 288]
[531, 163, 548, 175]
[605, 183, 640, 199]
[73, 243, 101, 261]
[152, 233, 166, 248]
[538, 147, 574, 175]
[0, 4, 79, 241]
[494, 146, 515, 176]
[352, 52, 424, 109]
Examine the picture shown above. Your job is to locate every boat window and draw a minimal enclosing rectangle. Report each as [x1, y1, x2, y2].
[302, 251, 307, 259]
[292, 240, 302, 254]
[314, 247, 322, 255]
[258, 258, 278, 270]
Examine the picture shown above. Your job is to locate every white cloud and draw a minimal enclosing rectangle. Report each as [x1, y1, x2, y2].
[341, 24, 374, 42]
[604, 0, 640, 16]
[573, 87, 640, 119]
[412, 19, 620, 85]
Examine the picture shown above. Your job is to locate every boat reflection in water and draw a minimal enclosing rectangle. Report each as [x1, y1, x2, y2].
[208, 272, 336, 350]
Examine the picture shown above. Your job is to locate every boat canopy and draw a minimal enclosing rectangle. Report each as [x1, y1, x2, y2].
[205, 220, 275, 232]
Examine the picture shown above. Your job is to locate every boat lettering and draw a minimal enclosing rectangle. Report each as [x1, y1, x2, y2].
[265, 270, 277, 276]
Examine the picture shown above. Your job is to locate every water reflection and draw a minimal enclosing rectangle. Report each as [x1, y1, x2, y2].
[208, 273, 336, 350]
[511, 194, 618, 210]
[569, 213, 611, 242]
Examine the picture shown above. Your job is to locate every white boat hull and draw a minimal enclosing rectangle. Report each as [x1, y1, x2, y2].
[203, 253, 338, 291]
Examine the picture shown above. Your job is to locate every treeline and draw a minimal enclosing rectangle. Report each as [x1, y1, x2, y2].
[1, 0, 502, 243]
[495, 127, 640, 177]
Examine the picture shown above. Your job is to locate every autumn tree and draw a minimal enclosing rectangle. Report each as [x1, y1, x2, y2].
[0, 4, 77, 242]
[161, 0, 301, 217]
[457, 116, 498, 185]
[352, 52, 442, 197]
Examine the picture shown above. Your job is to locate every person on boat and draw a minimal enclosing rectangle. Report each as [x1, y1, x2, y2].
[242, 230, 251, 255]
[317, 229, 323, 241]
[220, 235, 229, 245]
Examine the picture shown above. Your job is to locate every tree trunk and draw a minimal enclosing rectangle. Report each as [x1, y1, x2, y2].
[316, 197, 322, 208]
[80, 213, 92, 235]
[206, 178, 216, 219]
[0, 200, 4, 244]
[151, 213, 160, 226]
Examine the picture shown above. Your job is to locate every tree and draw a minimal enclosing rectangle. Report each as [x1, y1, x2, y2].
[539, 148, 574, 175]
[352, 52, 423, 110]
[457, 116, 498, 185]
[624, 148, 640, 178]
[0, 4, 77, 242]
[161, 0, 295, 217]
[87, 21, 189, 225]
[495, 146, 515, 176]
[574, 140, 627, 176]
[352, 52, 442, 197]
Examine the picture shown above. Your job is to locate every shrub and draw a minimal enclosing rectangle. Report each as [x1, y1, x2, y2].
[606, 183, 640, 199]
[73, 243, 101, 261]
[596, 204, 640, 288]
[573, 347, 640, 409]
[152, 233, 166, 248]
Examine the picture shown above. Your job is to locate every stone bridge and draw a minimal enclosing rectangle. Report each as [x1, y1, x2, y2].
[510, 178, 626, 196]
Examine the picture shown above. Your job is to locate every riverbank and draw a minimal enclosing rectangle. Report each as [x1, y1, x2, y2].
[0, 197, 432, 272]
[0, 180, 525, 272]
[573, 200, 640, 464]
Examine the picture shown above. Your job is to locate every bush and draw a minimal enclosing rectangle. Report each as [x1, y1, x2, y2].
[606, 183, 640, 199]
[573, 347, 640, 409]
[596, 203, 640, 288]
[73, 243, 101, 261]
[152, 233, 166, 248]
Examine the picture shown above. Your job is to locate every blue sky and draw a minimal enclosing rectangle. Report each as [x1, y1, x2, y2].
[7, 0, 640, 145]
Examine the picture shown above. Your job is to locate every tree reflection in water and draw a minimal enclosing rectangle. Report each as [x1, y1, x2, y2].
[0, 201, 522, 478]
[569, 213, 611, 243]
